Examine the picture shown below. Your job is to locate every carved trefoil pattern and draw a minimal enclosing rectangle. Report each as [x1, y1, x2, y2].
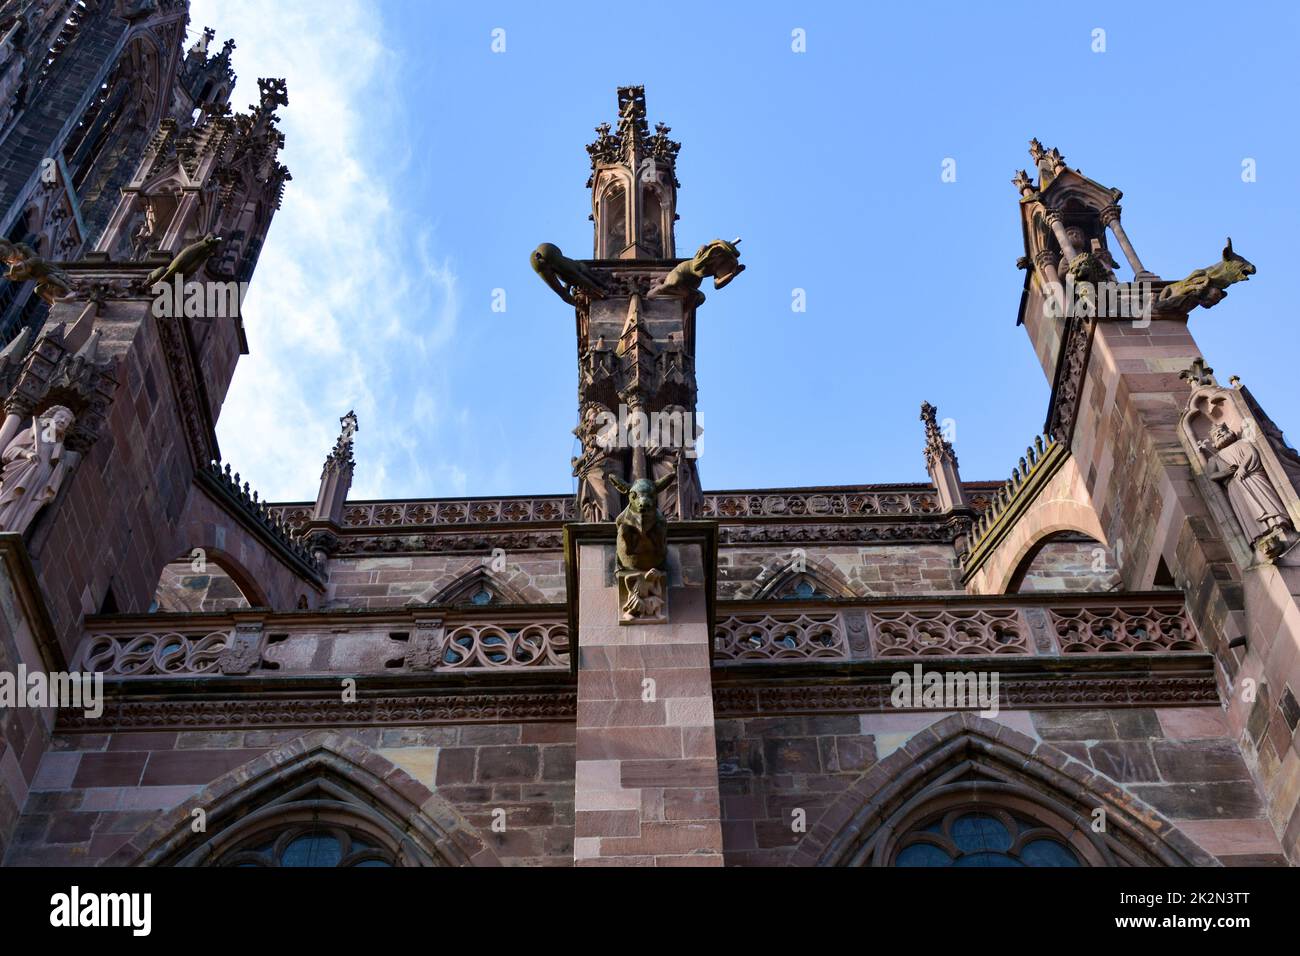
[869, 608, 1030, 657]
[72, 618, 571, 676]
[714, 612, 848, 662]
[74, 631, 230, 676]
[439, 623, 570, 669]
[1049, 605, 1199, 654]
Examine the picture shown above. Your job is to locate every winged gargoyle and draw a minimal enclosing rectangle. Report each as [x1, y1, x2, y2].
[146, 233, 223, 287]
[1158, 238, 1256, 312]
[0, 241, 74, 304]
[530, 242, 606, 305]
[648, 237, 744, 301]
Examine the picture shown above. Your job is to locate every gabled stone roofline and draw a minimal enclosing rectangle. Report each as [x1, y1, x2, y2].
[266, 480, 1006, 511]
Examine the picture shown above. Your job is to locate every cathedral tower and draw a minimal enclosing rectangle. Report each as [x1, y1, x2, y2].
[534, 85, 743, 521]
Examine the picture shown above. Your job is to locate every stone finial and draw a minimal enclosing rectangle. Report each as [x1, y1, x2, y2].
[1028, 138, 1067, 189]
[326, 409, 358, 473]
[920, 401, 957, 470]
[920, 401, 968, 514]
[1178, 357, 1216, 388]
[313, 410, 357, 525]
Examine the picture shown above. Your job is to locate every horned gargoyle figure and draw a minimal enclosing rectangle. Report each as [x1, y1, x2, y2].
[0, 240, 74, 304]
[530, 242, 606, 305]
[146, 233, 222, 288]
[648, 238, 744, 301]
[1158, 238, 1256, 312]
[607, 471, 675, 622]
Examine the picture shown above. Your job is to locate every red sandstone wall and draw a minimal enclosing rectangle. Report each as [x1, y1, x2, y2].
[715, 706, 1281, 866]
[718, 544, 964, 599]
[324, 554, 563, 608]
[1014, 540, 1122, 593]
[3, 722, 574, 867]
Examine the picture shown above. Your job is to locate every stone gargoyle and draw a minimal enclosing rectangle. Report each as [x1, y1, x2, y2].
[145, 233, 222, 288]
[530, 242, 606, 305]
[1158, 238, 1255, 312]
[648, 238, 744, 301]
[0, 240, 74, 304]
[608, 471, 675, 622]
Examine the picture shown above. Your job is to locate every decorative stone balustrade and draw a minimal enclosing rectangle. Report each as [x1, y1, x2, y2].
[77, 596, 1196, 679]
[713, 594, 1197, 664]
[73, 609, 571, 678]
[264, 485, 1000, 532]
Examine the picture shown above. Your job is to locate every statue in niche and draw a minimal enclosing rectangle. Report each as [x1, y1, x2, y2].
[0, 405, 77, 535]
[130, 200, 158, 258]
[1197, 422, 1294, 559]
[648, 238, 744, 301]
[1159, 238, 1255, 312]
[608, 472, 675, 623]
[0, 241, 74, 304]
[530, 242, 606, 305]
[572, 402, 623, 522]
[647, 404, 702, 519]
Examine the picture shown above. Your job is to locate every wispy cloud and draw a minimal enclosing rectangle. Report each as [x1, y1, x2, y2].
[189, 0, 463, 502]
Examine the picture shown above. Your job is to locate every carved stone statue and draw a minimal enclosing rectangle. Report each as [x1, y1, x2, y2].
[572, 402, 623, 522]
[648, 238, 744, 301]
[130, 200, 159, 258]
[0, 241, 74, 304]
[646, 404, 702, 519]
[1158, 238, 1255, 312]
[146, 233, 222, 287]
[608, 472, 675, 622]
[0, 405, 77, 535]
[1197, 422, 1294, 558]
[530, 242, 606, 305]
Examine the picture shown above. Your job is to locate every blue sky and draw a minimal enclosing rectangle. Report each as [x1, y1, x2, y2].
[191, 0, 1300, 503]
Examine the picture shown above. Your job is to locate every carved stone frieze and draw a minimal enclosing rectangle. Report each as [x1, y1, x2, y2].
[57, 689, 578, 732]
[713, 673, 1219, 716]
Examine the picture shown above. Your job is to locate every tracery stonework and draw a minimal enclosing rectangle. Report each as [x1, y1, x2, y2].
[1, 32, 1298, 875]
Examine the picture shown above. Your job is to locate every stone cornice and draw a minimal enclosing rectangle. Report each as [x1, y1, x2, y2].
[263, 485, 1003, 555]
[713, 653, 1219, 715]
[56, 675, 577, 733]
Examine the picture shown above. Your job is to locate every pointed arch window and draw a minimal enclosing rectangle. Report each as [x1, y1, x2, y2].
[218, 824, 395, 868]
[893, 807, 1081, 867]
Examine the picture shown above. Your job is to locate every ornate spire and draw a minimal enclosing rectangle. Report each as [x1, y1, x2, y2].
[586, 86, 681, 188]
[312, 410, 357, 529]
[586, 86, 680, 259]
[920, 400, 958, 470]
[325, 409, 358, 474]
[920, 401, 968, 516]
[1027, 138, 1067, 189]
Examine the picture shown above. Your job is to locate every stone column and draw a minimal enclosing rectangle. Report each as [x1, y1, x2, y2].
[1045, 211, 1079, 261]
[1101, 204, 1152, 278]
[567, 523, 723, 866]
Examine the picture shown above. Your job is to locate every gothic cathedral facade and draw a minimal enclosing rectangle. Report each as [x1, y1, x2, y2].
[1, 1, 1298, 868]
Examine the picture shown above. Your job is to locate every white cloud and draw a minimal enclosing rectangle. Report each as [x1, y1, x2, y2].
[189, 0, 461, 502]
